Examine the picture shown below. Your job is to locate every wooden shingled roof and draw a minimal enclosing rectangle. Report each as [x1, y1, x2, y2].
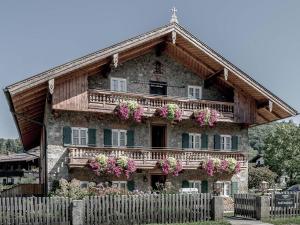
[4, 22, 297, 150]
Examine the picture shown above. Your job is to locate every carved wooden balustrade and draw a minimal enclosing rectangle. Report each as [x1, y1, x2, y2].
[68, 147, 246, 169]
[88, 89, 234, 121]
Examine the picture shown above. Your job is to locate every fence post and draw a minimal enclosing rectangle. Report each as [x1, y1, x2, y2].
[256, 196, 270, 220]
[72, 199, 85, 225]
[211, 196, 224, 221]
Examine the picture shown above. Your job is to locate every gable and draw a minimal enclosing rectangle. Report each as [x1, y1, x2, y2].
[4, 22, 297, 150]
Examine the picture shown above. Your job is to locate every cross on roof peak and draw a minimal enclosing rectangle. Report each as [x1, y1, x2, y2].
[170, 7, 179, 24]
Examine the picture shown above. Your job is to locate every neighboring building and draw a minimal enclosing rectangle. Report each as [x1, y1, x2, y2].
[249, 154, 264, 167]
[0, 151, 39, 185]
[4, 17, 297, 195]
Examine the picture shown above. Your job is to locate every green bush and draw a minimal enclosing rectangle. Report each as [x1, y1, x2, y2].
[248, 165, 277, 189]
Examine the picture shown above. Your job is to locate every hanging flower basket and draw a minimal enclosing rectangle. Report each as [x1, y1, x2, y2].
[201, 157, 241, 177]
[88, 154, 137, 179]
[114, 100, 144, 123]
[158, 157, 183, 176]
[193, 108, 219, 127]
[157, 104, 182, 122]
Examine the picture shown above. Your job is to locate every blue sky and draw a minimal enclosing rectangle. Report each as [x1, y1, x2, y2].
[0, 0, 299, 138]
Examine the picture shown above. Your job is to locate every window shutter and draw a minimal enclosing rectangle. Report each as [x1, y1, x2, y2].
[104, 129, 112, 147]
[127, 130, 134, 148]
[88, 128, 96, 146]
[214, 134, 221, 150]
[231, 182, 238, 196]
[201, 134, 208, 150]
[232, 136, 238, 151]
[127, 180, 135, 191]
[201, 180, 208, 193]
[63, 126, 72, 145]
[182, 133, 189, 149]
[182, 180, 190, 188]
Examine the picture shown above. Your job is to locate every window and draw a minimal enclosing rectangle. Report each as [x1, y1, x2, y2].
[112, 129, 127, 147]
[112, 181, 127, 190]
[72, 127, 88, 146]
[80, 181, 89, 188]
[111, 78, 127, 92]
[221, 135, 232, 150]
[189, 180, 201, 193]
[3, 179, 7, 185]
[219, 181, 231, 196]
[189, 133, 201, 149]
[188, 86, 202, 99]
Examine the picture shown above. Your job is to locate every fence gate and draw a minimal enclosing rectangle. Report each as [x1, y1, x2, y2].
[84, 193, 212, 225]
[234, 194, 257, 219]
[0, 197, 71, 225]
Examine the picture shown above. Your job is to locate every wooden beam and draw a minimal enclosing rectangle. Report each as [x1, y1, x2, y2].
[204, 69, 223, 88]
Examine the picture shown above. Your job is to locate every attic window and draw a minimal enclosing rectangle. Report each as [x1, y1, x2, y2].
[154, 61, 163, 74]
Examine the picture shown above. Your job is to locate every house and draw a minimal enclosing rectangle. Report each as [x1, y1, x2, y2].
[4, 13, 297, 195]
[249, 154, 264, 167]
[0, 150, 39, 185]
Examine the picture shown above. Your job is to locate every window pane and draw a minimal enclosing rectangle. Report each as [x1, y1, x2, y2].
[120, 182, 126, 190]
[189, 135, 193, 148]
[73, 129, 79, 145]
[112, 80, 118, 91]
[195, 135, 200, 149]
[112, 131, 119, 147]
[73, 129, 79, 138]
[195, 88, 200, 99]
[189, 88, 194, 98]
[120, 131, 126, 147]
[120, 80, 126, 92]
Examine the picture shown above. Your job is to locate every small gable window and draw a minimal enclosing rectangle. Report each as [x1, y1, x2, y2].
[188, 85, 202, 99]
[111, 77, 127, 92]
[72, 127, 88, 146]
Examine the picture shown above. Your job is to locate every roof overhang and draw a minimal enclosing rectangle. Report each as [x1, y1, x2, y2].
[4, 22, 297, 150]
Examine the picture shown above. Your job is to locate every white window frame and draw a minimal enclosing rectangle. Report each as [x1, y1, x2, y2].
[71, 127, 88, 146]
[189, 180, 201, 193]
[110, 77, 127, 92]
[188, 85, 202, 99]
[112, 181, 127, 190]
[219, 181, 231, 197]
[112, 129, 127, 147]
[80, 181, 89, 188]
[221, 135, 232, 150]
[189, 133, 201, 149]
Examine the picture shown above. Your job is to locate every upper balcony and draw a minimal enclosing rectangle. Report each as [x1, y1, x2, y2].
[68, 147, 246, 170]
[88, 89, 235, 121]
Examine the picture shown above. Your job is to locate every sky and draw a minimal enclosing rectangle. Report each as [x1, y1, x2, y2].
[0, 0, 299, 138]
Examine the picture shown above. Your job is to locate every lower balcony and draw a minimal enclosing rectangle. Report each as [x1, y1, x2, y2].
[68, 147, 246, 170]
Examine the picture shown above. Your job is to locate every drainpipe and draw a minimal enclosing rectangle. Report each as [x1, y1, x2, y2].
[3, 88, 48, 194]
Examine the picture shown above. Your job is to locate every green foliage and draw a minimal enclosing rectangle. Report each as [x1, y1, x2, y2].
[248, 165, 277, 189]
[50, 179, 91, 199]
[0, 138, 22, 154]
[263, 216, 300, 225]
[148, 221, 231, 225]
[264, 122, 300, 185]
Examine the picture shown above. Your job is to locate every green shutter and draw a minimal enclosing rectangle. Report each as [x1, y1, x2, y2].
[104, 129, 112, 147]
[231, 182, 238, 196]
[127, 130, 134, 148]
[127, 180, 135, 191]
[182, 133, 189, 149]
[201, 180, 208, 193]
[231, 136, 238, 151]
[182, 180, 190, 188]
[214, 134, 221, 150]
[88, 128, 96, 146]
[201, 134, 208, 150]
[63, 126, 72, 145]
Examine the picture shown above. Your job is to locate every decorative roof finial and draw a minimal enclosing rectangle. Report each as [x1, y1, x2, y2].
[170, 7, 178, 24]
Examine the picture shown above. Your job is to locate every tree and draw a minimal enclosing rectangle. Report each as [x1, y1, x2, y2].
[248, 165, 277, 189]
[264, 122, 300, 185]
[0, 138, 22, 154]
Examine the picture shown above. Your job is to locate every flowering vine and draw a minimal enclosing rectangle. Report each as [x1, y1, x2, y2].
[114, 101, 144, 123]
[157, 104, 182, 121]
[193, 108, 219, 127]
[88, 154, 136, 179]
[201, 157, 241, 177]
[158, 157, 183, 176]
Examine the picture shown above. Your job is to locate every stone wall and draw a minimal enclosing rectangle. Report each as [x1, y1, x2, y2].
[88, 51, 233, 101]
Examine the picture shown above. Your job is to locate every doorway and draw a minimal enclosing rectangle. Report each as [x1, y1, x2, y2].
[151, 125, 166, 148]
[151, 175, 167, 190]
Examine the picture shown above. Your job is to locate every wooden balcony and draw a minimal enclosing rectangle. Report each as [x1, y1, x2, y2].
[68, 147, 246, 170]
[88, 89, 235, 121]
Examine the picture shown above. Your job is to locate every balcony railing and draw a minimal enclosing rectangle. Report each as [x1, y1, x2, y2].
[88, 89, 234, 121]
[68, 147, 246, 169]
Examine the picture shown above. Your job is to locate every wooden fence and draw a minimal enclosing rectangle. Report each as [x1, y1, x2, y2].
[234, 194, 257, 219]
[0, 197, 71, 225]
[270, 192, 300, 218]
[84, 193, 212, 225]
[0, 184, 43, 197]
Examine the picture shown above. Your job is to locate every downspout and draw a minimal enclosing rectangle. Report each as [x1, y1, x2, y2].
[3, 88, 48, 194]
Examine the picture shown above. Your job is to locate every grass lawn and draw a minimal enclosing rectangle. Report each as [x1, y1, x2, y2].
[263, 216, 300, 225]
[148, 221, 231, 225]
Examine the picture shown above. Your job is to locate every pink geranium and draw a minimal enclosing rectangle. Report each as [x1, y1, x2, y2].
[158, 157, 183, 176]
[157, 104, 182, 121]
[115, 101, 144, 123]
[194, 108, 219, 127]
[201, 157, 241, 177]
